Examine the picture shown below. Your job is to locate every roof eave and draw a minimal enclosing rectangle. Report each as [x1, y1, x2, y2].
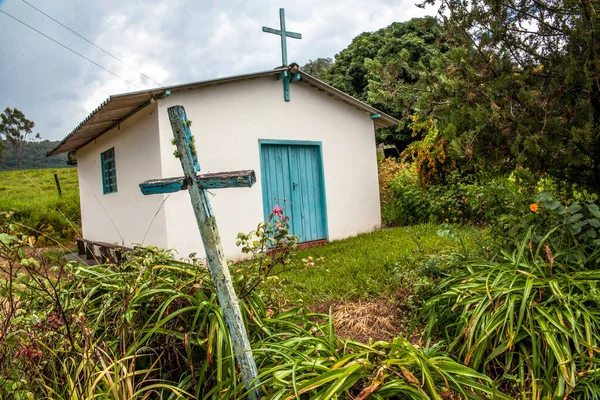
[48, 67, 398, 157]
[47, 68, 289, 157]
[298, 72, 399, 129]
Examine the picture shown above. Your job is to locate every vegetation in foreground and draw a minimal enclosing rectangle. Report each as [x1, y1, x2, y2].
[3, 182, 600, 398]
[425, 232, 600, 398]
[0, 217, 504, 399]
[0, 168, 80, 243]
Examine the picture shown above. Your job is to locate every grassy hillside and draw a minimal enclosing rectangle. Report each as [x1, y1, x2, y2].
[0, 168, 80, 242]
[1, 139, 71, 170]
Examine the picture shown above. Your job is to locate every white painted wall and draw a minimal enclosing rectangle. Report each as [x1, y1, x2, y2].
[155, 76, 381, 260]
[77, 102, 168, 249]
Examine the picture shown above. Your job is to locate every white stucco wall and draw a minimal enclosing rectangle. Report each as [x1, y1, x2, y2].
[155, 76, 381, 260]
[76, 102, 168, 249]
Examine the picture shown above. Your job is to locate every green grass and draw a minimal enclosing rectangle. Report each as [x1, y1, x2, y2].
[0, 168, 80, 242]
[274, 223, 480, 305]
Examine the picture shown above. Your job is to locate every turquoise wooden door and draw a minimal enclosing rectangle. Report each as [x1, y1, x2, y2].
[260, 142, 327, 242]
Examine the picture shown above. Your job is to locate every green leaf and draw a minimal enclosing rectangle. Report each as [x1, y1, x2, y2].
[567, 202, 582, 214]
[587, 203, 600, 219]
[545, 200, 562, 211]
[568, 213, 584, 223]
[588, 219, 600, 228]
[0, 233, 17, 244]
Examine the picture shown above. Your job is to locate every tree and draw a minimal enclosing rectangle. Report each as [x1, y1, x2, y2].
[323, 17, 449, 151]
[0, 108, 40, 170]
[67, 150, 77, 166]
[301, 58, 333, 79]
[417, 0, 600, 190]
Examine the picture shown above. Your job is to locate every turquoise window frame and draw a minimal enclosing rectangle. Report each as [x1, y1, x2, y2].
[258, 139, 329, 240]
[101, 147, 117, 194]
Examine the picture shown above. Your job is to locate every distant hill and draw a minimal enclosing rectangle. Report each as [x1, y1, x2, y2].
[1, 139, 72, 170]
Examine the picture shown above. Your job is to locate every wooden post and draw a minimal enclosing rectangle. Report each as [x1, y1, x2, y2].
[167, 106, 260, 398]
[53, 173, 62, 196]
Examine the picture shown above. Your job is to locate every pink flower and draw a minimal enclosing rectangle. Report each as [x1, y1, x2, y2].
[272, 205, 283, 218]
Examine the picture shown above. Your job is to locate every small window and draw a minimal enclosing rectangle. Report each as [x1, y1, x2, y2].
[101, 147, 117, 194]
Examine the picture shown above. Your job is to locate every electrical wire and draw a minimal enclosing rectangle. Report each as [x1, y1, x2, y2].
[0, 8, 142, 89]
[19, 0, 164, 88]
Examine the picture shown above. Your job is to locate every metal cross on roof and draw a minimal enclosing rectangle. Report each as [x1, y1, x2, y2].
[139, 105, 260, 399]
[262, 8, 302, 67]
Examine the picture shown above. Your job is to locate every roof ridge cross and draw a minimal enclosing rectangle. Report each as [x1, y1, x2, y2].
[262, 8, 302, 67]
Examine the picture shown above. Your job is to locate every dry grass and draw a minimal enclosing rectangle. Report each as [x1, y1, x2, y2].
[311, 297, 408, 343]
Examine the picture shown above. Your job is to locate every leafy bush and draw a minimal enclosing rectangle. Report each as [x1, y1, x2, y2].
[0, 218, 504, 399]
[423, 230, 600, 397]
[387, 165, 433, 225]
[382, 165, 559, 231]
[484, 191, 600, 262]
[377, 157, 405, 205]
[235, 208, 299, 300]
[401, 117, 455, 187]
[385, 170, 473, 226]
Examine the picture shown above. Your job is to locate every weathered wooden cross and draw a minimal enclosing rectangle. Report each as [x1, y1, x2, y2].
[139, 105, 260, 398]
[262, 8, 302, 101]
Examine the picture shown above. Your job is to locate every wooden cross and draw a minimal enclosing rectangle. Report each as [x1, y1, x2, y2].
[262, 8, 302, 102]
[139, 105, 260, 399]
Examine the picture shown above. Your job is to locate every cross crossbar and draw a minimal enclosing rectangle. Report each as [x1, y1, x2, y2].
[261, 26, 301, 39]
[139, 106, 260, 398]
[139, 170, 256, 195]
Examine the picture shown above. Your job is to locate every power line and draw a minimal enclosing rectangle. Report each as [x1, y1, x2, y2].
[19, 0, 164, 88]
[0, 8, 142, 89]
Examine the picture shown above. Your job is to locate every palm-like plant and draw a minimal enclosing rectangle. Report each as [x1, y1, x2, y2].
[424, 229, 600, 398]
[2, 243, 505, 399]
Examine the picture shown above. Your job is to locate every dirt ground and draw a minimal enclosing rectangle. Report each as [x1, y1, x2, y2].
[310, 291, 424, 344]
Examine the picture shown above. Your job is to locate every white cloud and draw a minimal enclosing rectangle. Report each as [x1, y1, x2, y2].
[0, 0, 435, 141]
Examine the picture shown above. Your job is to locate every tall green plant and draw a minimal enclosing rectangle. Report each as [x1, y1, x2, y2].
[0, 223, 505, 398]
[424, 230, 600, 397]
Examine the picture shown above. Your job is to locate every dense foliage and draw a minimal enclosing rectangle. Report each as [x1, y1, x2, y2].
[424, 232, 600, 398]
[0, 139, 70, 170]
[321, 1, 600, 190]
[323, 17, 448, 151]
[416, 0, 600, 190]
[0, 217, 504, 399]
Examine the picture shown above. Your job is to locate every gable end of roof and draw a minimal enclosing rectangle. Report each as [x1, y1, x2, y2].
[48, 68, 399, 156]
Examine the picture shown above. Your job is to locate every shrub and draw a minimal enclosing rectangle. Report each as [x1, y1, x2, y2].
[377, 157, 405, 205]
[235, 208, 299, 300]
[423, 230, 600, 397]
[485, 191, 600, 261]
[385, 169, 473, 226]
[401, 117, 455, 187]
[0, 217, 505, 399]
[387, 165, 433, 225]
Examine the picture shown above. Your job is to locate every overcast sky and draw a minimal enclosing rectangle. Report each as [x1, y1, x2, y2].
[0, 0, 433, 141]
